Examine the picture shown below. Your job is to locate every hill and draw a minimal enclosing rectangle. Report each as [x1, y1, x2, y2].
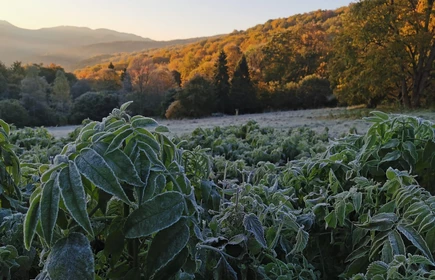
[0, 21, 206, 70]
[75, 8, 347, 82]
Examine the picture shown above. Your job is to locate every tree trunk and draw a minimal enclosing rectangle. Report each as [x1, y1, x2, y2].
[402, 78, 410, 108]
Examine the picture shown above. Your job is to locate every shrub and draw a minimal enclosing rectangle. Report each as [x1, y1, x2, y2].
[165, 100, 186, 119]
[0, 99, 29, 127]
[69, 91, 119, 123]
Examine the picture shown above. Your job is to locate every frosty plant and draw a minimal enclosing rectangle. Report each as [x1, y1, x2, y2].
[25, 102, 199, 279]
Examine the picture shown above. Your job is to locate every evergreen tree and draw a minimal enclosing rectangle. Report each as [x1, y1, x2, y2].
[213, 50, 230, 114]
[230, 55, 256, 114]
[108, 62, 115, 69]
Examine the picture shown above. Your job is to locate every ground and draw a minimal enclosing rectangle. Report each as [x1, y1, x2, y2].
[45, 107, 435, 139]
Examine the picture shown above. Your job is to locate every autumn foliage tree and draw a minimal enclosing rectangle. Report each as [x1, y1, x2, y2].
[330, 0, 435, 108]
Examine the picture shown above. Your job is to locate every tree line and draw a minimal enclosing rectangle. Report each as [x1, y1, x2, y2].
[1, 0, 435, 127]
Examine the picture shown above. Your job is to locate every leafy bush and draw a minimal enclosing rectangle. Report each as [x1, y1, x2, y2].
[0, 99, 29, 127]
[69, 91, 119, 124]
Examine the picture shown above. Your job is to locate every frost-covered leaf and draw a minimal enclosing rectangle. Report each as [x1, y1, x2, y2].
[24, 193, 40, 250]
[120, 101, 133, 111]
[155, 125, 170, 133]
[243, 213, 266, 248]
[388, 230, 405, 256]
[366, 261, 388, 278]
[75, 148, 130, 204]
[106, 127, 133, 154]
[146, 219, 190, 278]
[40, 179, 60, 245]
[124, 191, 184, 238]
[381, 150, 401, 163]
[325, 210, 337, 229]
[44, 233, 94, 280]
[397, 224, 434, 263]
[56, 162, 93, 236]
[102, 148, 143, 187]
[291, 227, 309, 254]
[356, 213, 397, 232]
[131, 116, 159, 129]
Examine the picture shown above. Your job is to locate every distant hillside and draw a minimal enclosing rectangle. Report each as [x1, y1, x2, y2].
[0, 21, 206, 70]
[75, 8, 347, 81]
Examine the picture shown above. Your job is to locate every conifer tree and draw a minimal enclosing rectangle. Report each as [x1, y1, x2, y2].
[230, 55, 256, 114]
[213, 50, 230, 113]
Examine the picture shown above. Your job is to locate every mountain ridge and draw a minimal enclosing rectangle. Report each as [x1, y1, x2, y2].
[0, 20, 209, 69]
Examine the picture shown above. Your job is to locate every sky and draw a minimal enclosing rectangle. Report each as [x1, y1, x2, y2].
[0, 0, 354, 40]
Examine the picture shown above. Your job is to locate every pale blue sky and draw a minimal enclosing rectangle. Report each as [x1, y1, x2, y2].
[0, 0, 354, 40]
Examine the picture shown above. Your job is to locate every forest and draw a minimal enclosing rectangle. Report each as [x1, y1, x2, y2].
[1, 0, 435, 127]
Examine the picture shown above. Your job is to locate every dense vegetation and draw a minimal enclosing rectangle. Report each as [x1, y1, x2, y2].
[1, 0, 434, 127]
[2, 103, 435, 279]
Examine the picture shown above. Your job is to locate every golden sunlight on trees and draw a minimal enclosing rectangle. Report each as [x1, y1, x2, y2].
[330, 0, 435, 108]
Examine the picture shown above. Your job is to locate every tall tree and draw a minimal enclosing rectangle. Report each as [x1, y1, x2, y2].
[128, 56, 156, 94]
[177, 75, 215, 118]
[330, 0, 435, 108]
[52, 70, 71, 116]
[20, 66, 53, 125]
[121, 69, 133, 93]
[230, 55, 257, 114]
[213, 50, 230, 113]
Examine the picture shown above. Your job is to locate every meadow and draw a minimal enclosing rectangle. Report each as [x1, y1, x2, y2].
[2, 105, 435, 279]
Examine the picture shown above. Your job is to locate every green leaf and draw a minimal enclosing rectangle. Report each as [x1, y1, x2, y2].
[366, 261, 388, 278]
[106, 127, 133, 154]
[381, 150, 401, 163]
[155, 125, 170, 133]
[75, 148, 130, 205]
[371, 111, 389, 121]
[353, 192, 363, 213]
[325, 210, 337, 229]
[0, 119, 10, 135]
[40, 179, 60, 245]
[356, 213, 398, 232]
[136, 141, 165, 171]
[408, 254, 434, 266]
[243, 213, 266, 248]
[152, 248, 189, 280]
[23, 193, 41, 250]
[402, 141, 417, 162]
[336, 200, 346, 226]
[381, 139, 400, 149]
[291, 227, 309, 254]
[44, 233, 94, 280]
[131, 116, 159, 129]
[102, 149, 143, 187]
[388, 230, 405, 255]
[146, 219, 190, 279]
[124, 191, 185, 238]
[56, 162, 93, 236]
[120, 101, 133, 111]
[397, 224, 434, 263]
[381, 240, 393, 263]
